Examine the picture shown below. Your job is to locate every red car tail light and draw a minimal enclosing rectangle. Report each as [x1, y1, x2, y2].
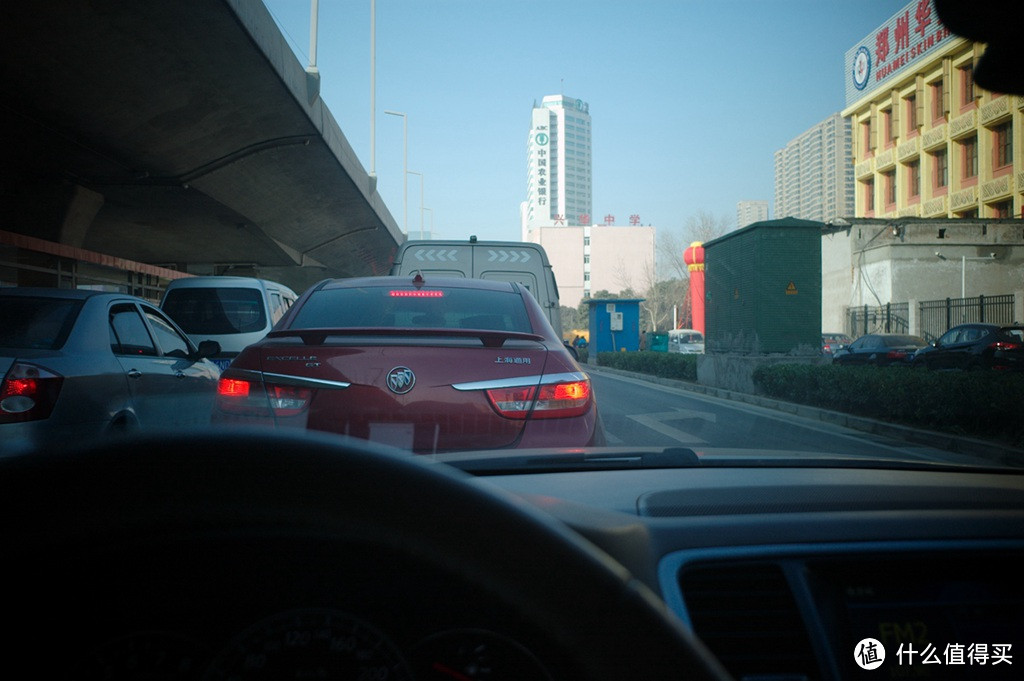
[216, 376, 313, 418]
[486, 377, 592, 420]
[885, 351, 907, 359]
[266, 384, 313, 417]
[1, 363, 64, 423]
[217, 376, 271, 416]
[486, 385, 537, 419]
[990, 341, 1022, 351]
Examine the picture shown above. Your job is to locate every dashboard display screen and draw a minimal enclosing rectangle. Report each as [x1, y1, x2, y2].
[823, 553, 1023, 680]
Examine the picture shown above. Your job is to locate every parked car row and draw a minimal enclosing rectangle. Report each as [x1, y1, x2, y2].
[830, 333, 928, 367]
[832, 324, 1024, 371]
[2, 274, 603, 455]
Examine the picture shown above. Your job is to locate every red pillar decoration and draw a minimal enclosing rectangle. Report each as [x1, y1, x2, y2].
[683, 241, 705, 335]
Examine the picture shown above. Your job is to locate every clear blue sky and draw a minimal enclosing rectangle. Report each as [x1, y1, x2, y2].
[262, 0, 897, 242]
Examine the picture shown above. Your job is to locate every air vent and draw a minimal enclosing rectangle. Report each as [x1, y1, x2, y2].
[679, 562, 819, 681]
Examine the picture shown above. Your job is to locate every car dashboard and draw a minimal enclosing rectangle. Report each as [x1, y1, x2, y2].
[3, 436, 1022, 681]
[484, 463, 1024, 681]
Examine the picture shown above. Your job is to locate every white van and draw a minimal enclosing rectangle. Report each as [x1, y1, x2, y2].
[389, 238, 563, 338]
[160, 276, 298, 370]
[668, 328, 705, 354]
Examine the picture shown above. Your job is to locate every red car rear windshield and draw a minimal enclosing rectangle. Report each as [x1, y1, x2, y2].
[289, 286, 533, 333]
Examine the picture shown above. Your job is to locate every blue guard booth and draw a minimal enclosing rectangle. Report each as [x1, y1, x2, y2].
[586, 298, 643, 354]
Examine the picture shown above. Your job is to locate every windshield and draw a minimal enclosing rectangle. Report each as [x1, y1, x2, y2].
[2, 0, 1022, 471]
[289, 284, 534, 332]
[0, 297, 82, 350]
[161, 288, 268, 335]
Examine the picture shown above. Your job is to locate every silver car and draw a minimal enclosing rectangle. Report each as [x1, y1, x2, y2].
[1, 288, 221, 455]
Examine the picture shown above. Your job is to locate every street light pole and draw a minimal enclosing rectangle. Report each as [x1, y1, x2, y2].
[384, 110, 407, 234]
[408, 171, 424, 239]
[369, 0, 376, 191]
[936, 252, 997, 298]
[423, 207, 434, 239]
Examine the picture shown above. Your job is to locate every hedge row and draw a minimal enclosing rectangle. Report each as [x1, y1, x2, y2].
[591, 352, 1023, 447]
[753, 363, 1024, 447]
[595, 351, 698, 382]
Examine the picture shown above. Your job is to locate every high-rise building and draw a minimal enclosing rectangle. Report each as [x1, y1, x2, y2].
[736, 200, 770, 229]
[522, 95, 593, 239]
[774, 113, 854, 222]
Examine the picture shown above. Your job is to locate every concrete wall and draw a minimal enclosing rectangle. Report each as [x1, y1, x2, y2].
[697, 353, 824, 394]
[822, 218, 1024, 332]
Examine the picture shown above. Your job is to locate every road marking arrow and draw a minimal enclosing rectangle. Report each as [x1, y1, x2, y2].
[626, 409, 716, 445]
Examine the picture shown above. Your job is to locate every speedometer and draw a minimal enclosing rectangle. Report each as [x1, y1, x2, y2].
[202, 608, 412, 680]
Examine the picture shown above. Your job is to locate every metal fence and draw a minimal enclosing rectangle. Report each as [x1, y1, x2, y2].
[918, 294, 1016, 341]
[845, 294, 1017, 341]
[846, 302, 910, 337]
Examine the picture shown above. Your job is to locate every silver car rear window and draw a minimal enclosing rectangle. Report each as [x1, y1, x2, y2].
[0, 297, 82, 350]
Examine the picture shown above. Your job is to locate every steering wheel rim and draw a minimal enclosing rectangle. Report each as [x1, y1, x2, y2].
[1, 429, 731, 681]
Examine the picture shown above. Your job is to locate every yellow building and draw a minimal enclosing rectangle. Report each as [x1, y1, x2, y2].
[842, 0, 1021, 220]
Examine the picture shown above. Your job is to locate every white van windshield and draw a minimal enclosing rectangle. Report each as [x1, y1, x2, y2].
[161, 288, 267, 335]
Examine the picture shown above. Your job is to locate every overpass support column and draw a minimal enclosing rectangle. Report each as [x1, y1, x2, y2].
[58, 184, 104, 248]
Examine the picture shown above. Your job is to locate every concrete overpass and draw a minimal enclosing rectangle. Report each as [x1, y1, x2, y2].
[1, 0, 402, 293]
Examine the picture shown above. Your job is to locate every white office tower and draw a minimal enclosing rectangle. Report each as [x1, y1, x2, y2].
[522, 95, 593, 240]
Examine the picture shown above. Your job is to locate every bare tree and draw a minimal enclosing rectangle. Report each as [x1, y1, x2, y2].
[684, 210, 732, 244]
[656, 210, 731, 281]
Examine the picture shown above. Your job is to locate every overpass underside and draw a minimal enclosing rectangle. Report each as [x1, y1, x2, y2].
[1, 0, 402, 294]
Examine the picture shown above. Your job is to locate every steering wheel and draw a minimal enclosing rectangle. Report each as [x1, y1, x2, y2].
[1, 429, 731, 680]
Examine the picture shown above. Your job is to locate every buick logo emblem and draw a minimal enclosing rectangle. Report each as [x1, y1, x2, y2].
[386, 366, 416, 394]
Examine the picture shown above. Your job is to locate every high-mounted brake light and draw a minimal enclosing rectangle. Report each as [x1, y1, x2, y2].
[486, 377, 592, 420]
[0, 362, 64, 423]
[389, 290, 444, 298]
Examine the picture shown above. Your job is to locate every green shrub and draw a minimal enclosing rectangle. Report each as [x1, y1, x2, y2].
[596, 351, 698, 382]
[752, 364, 1024, 446]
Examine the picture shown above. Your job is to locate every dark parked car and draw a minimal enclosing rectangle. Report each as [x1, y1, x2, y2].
[913, 323, 1024, 371]
[214, 275, 604, 452]
[821, 332, 853, 355]
[831, 333, 928, 366]
[1, 287, 222, 455]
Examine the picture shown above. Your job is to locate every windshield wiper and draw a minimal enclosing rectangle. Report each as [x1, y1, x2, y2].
[434, 446, 700, 473]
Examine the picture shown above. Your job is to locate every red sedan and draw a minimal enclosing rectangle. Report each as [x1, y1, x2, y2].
[214, 275, 603, 453]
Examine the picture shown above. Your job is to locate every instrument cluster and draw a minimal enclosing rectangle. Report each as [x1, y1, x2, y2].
[33, 536, 562, 681]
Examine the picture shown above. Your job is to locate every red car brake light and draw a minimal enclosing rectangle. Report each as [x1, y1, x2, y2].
[885, 351, 907, 359]
[0, 362, 64, 423]
[990, 341, 1022, 351]
[486, 377, 592, 420]
[216, 376, 312, 417]
[217, 376, 270, 416]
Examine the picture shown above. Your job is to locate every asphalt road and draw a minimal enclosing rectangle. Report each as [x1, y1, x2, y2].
[589, 368, 999, 467]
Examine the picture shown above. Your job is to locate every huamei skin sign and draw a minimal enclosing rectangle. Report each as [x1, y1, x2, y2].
[844, 0, 955, 107]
